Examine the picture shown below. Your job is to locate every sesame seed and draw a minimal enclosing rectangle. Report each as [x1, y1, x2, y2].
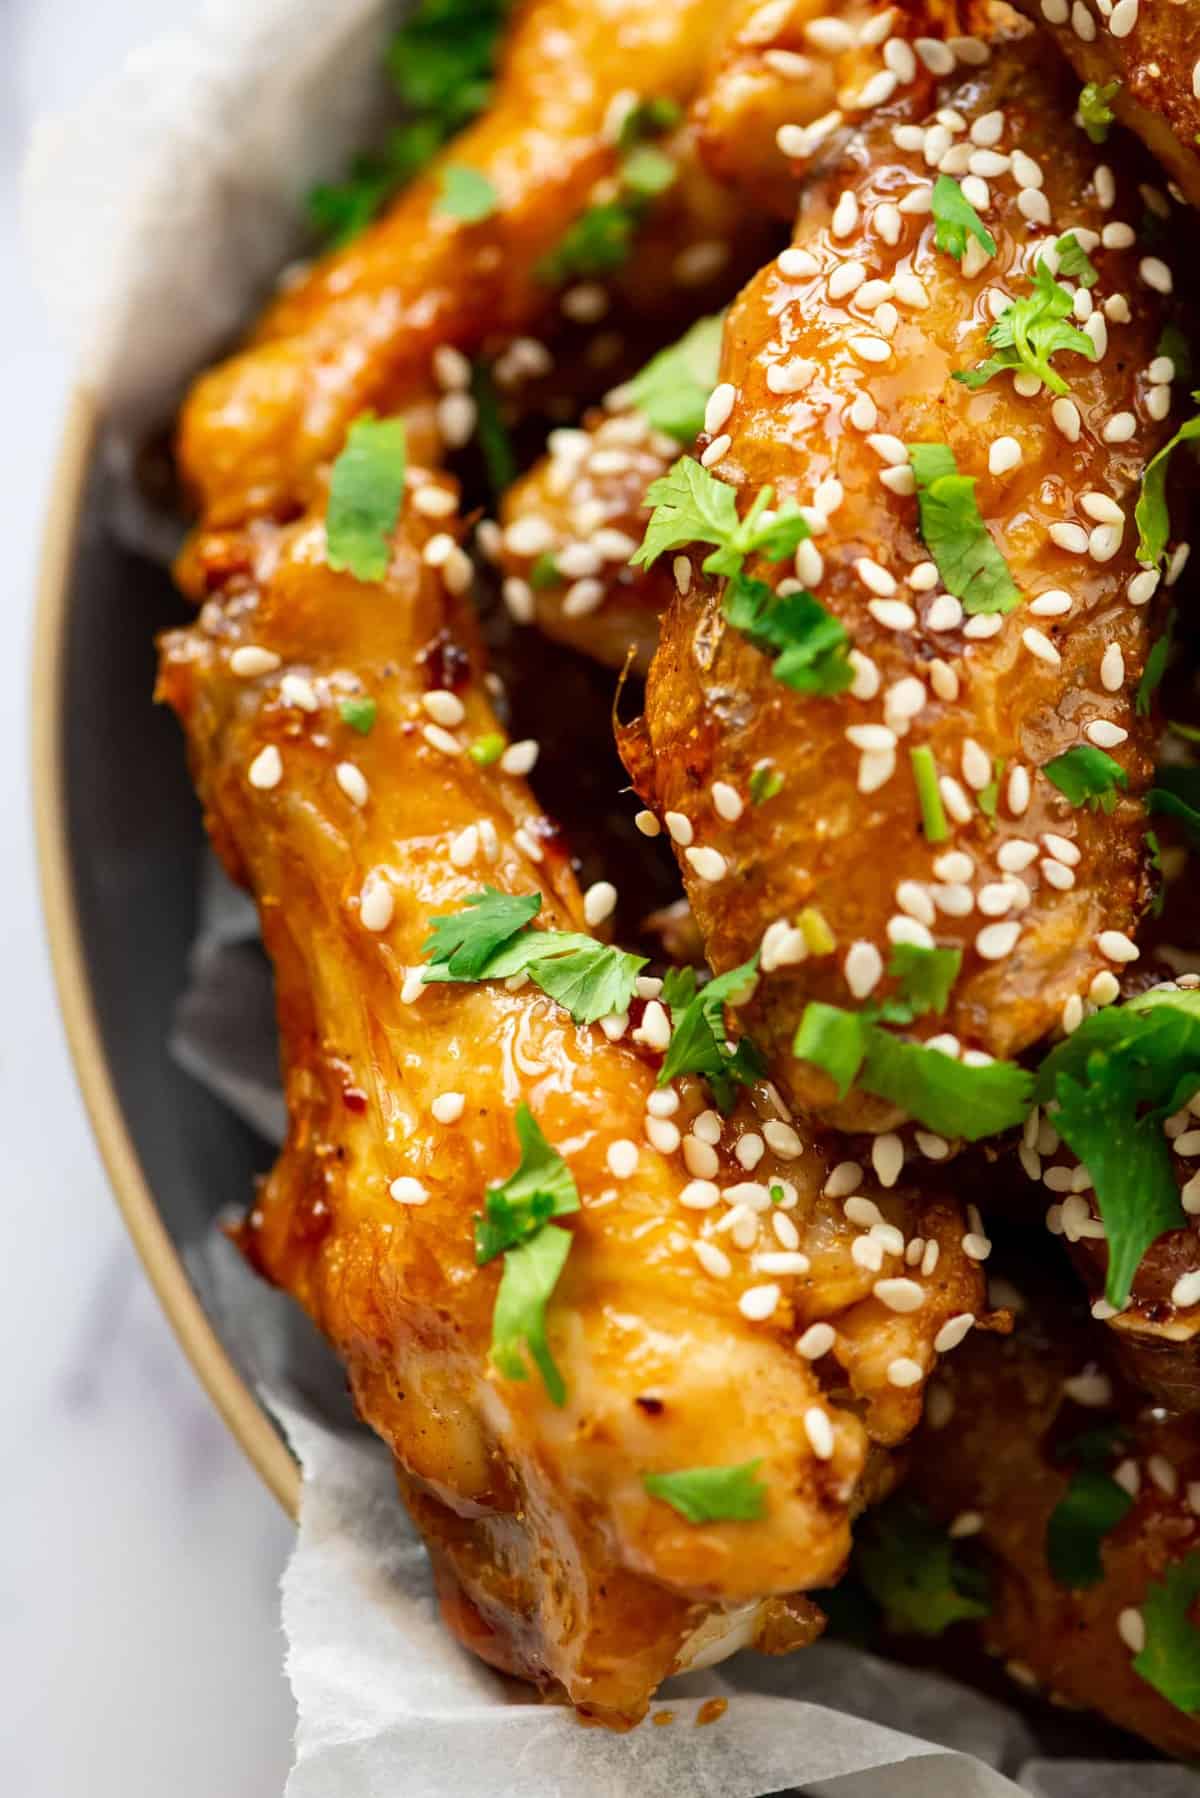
[940, 775, 972, 823]
[358, 869, 395, 933]
[977, 920, 1021, 960]
[231, 646, 281, 677]
[335, 762, 369, 807]
[635, 809, 661, 837]
[1172, 1268, 1200, 1307]
[606, 1138, 639, 1180]
[1051, 398, 1081, 442]
[700, 435, 731, 468]
[646, 1117, 681, 1154]
[685, 846, 726, 883]
[852, 1235, 885, 1271]
[680, 1178, 721, 1211]
[437, 392, 476, 447]
[888, 915, 934, 950]
[988, 436, 1022, 476]
[935, 1313, 976, 1354]
[390, 1175, 429, 1207]
[712, 781, 743, 823]
[847, 723, 897, 753]
[845, 940, 883, 999]
[740, 1282, 781, 1321]
[796, 1322, 835, 1360]
[829, 260, 867, 299]
[1043, 832, 1080, 866]
[1140, 256, 1173, 294]
[960, 739, 992, 791]
[873, 1132, 904, 1188]
[664, 811, 693, 846]
[1087, 719, 1128, 748]
[1018, 188, 1050, 225]
[1022, 626, 1062, 667]
[694, 1239, 733, 1279]
[502, 576, 535, 623]
[422, 690, 464, 728]
[1029, 590, 1072, 618]
[896, 880, 936, 926]
[804, 15, 855, 52]
[1049, 523, 1089, 555]
[763, 1120, 803, 1161]
[635, 1000, 672, 1052]
[849, 650, 881, 700]
[778, 246, 820, 278]
[887, 1357, 924, 1388]
[766, 357, 816, 394]
[929, 660, 959, 702]
[795, 540, 824, 586]
[431, 1091, 466, 1128]
[1146, 384, 1173, 423]
[755, 1250, 811, 1276]
[825, 1161, 864, 1199]
[874, 202, 902, 246]
[832, 191, 859, 237]
[869, 598, 916, 631]
[803, 1405, 835, 1459]
[583, 880, 617, 926]
[1090, 970, 1120, 1005]
[1099, 643, 1125, 692]
[858, 750, 895, 794]
[449, 824, 478, 869]
[1109, 0, 1138, 37]
[977, 881, 1017, 917]
[1097, 930, 1139, 964]
[875, 1277, 925, 1313]
[423, 724, 462, 756]
[248, 744, 282, 790]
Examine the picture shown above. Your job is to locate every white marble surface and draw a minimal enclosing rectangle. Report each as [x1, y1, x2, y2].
[2, 3, 296, 1792]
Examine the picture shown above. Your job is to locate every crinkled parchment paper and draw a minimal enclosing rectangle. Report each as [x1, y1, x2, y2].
[26, 4, 1200, 1792]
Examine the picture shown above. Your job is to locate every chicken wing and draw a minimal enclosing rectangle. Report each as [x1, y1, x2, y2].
[895, 1287, 1200, 1759]
[1009, 0, 1200, 208]
[175, 0, 769, 549]
[622, 16, 1192, 1133]
[158, 463, 986, 1723]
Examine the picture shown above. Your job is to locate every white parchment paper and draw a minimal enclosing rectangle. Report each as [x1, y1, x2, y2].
[26, 4, 1200, 1792]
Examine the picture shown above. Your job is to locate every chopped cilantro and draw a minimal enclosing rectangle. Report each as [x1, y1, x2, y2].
[1079, 79, 1120, 144]
[955, 257, 1098, 398]
[490, 1220, 574, 1404]
[422, 889, 647, 1022]
[306, 129, 438, 247]
[769, 1183, 785, 1205]
[1035, 986, 1200, 1304]
[1047, 1467, 1133, 1587]
[858, 1028, 1033, 1140]
[616, 95, 683, 150]
[474, 1103, 579, 1263]
[435, 164, 498, 221]
[911, 746, 949, 844]
[658, 956, 764, 1111]
[1043, 745, 1128, 812]
[793, 1002, 868, 1100]
[528, 552, 561, 589]
[537, 103, 679, 284]
[642, 1460, 767, 1524]
[632, 456, 810, 579]
[883, 943, 962, 1021]
[1134, 1552, 1200, 1715]
[1135, 399, 1200, 566]
[749, 761, 784, 805]
[623, 313, 724, 444]
[723, 572, 853, 696]
[857, 1499, 990, 1637]
[1056, 232, 1098, 289]
[1157, 324, 1192, 388]
[909, 443, 1020, 615]
[422, 886, 542, 978]
[1148, 765, 1200, 846]
[931, 174, 996, 263]
[339, 696, 377, 735]
[468, 732, 506, 766]
[977, 762, 1002, 824]
[620, 143, 677, 198]
[1139, 610, 1175, 715]
[469, 360, 517, 495]
[326, 415, 408, 582]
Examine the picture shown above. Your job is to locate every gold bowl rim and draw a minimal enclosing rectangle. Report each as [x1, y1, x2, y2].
[32, 386, 300, 1518]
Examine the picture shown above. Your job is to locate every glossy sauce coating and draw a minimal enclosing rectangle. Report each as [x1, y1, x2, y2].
[159, 475, 985, 1724]
[626, 26, 1189, 1130]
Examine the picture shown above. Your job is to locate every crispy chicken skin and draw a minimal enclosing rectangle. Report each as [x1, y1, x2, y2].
[175, 0, 763, 548]
[904, 1294, 1200, 1759]
[158, 475, 985, 1723]
[1009, 0, 1200, 209]
[623, 22, 1188, 1130]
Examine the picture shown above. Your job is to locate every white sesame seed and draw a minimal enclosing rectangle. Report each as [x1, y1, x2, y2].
[694, 1239, 732, 1279]
[976, 881, 1016, 917]
[1140, 256, 1173, 295]
[895, 880, 934, 926]
[685, 846, 727, 883]
[852, 1235, 885, 1271]
[664, 810, 693, 846]
[766, 357, 816, 394]
[432, 1091, 466, 1127]
[635, 1000, 672, 1053]
[437, 391, 476, 447]
[499, 739, 538, 778]
[1090, 970, 1121, 1006]
[1098, 930, 1139, 963]
[987, 435, 1022, 477]
[1146, 384, 1173, 422]
[422, 689, 464, 728]
[847, 723, 897, 753]
[1109, 0, 1139, 37]
[693, 1109, 722, 1146]
[502, 576, 535, 623]
[1117, 1608, 1146, 1655]
[829, 260, 866, 301]
[449, 825, 478, 869]
[887, 1357, 924, 1388]
[960, 175, 990, 212]
[1099, 643, 1125, 692]
[336, 761, 369, 806]
[929, 660, 959, 702]
[248, 744, 282, 790]
[959, 739, 991, 792]
[804, 15, 855, 52]
[1172, 1268, 1200, 1308]
[875, 1277, 925, 1313]
[778, 246, 820, 279]
[1017, 188, 1050, 225]
[814, 477, 844, 516]
[763, 1120, 803, 1161]
[680, 1178, 721, 1211]
[646, 1117, 681, 1156]
[796, 1322, 835, 1360]
[712, 781, 743, 823]
[867, 433, 908, 466]
[1087, 719, 1128, 748]
[849, 335, 891, 364]
[859, 749, 896, 795]
[804, 1405, 835, 1458]
[1043, 860, 1075, 892]
[832, 190, 860, 237]
[795, 539, 824, 586]
[635, 809, 661, 837]
[869, 598, 916, 631]
[1049, 523, 1089, 556]
[231, 646, 281, 678]
[977, 920, 1021, 960]
[849, 650, 881, 700]
[940, 776, 972, 824]
[874, 202, 902, 247]
[423, 724, 462, 756]
[888, 915, 934, 950]
[583, 880, 618, 927]
[1022, 626, 1062, 667]
[824, 1161, 863, 1200]
[703, 383, 736, 436]
[700, 434, 731, 469]
[755, 1250, 811, 1277]
[1084, 313, 1109, 360]
[390, 1174, 429, 1207]
[849, 69, 898, 110]
[1071, 0, 1096, 38]
[740, 1282, 781, 1321]
[844, 941, 883, 1000]
[873, 1132, 904, 1188]
[1051, 398, 1081, 443]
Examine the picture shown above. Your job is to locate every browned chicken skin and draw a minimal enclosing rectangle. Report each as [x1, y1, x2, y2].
[623, 19, 1190, 1131]
[1009, 0, 1200, 208]
[904, 1289, 1200, 1759]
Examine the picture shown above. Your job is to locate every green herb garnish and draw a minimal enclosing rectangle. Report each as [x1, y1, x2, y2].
[1079, 79, 1120, 144]
[1136, 400, 1200, 566]
[857, 1499, 991, 1637]
[470, 361, 517, 494]
[537, 98, 679, 284]
[658, 958, 764, 1112]
[528, 552, 561, 590]
[474, 1103, 579, 1263]
[642, 1460, 768, 1524]
[435, 164, 498, 221]
[1148, 765, 1200, 846]
[339, 696, 378, 735]
[423, 889, 647, 1022]
[632, 456, 810, 578]
[1139, 610, 1176, 715]
[1056, 232, 1098, 289]
[723, 572, 853, 696]
[931, 174, 996, 263]
[1043, 745, 1128, 812]
[749, 762, 784, 805]
[623, 313, 724, 444]
[326, 415, 408, 582]
[955, 258, 1098, 397]
[909, 443, 1020, 615]
[422, 886, 542, 978]
[1134, 1552, 1200, 1715]
[910, 746, 949, 844]
[1047, 1456, 1133, 1588]
[468, 732, 506, 766]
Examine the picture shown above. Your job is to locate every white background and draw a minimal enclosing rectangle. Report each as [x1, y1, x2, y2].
[1, 3, 297, 1792]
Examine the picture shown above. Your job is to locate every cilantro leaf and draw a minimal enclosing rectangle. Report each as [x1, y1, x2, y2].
[474, 1104, 580, 1263]
[537, 199, 639, 282]
[911, 746, 949, 844]
[859, 1028, 1033, 1140]
[470, 360, 517, 495]
[642, 1460, 768, 1523]
[723, 572, 853, 696]
[1135, 1552, 1200, 1714]
[339, 696, 377, 735]
[490, 1222, 574, 1404]
[435, 164, 498, 221]
[620, 143, 677, 198]
[885, 944, 962, 1020]
[931, 174, 996, 262]
[857, 1499, 990, 1637]
[749, 761, 784, 805]
[528, 942, 648, 1024]
[1079, 78, 1120, 144]
[659, 956, 764, 1111]
[1047, 1468, 1133, 1587]
[1135, 399, 1200, 566]
[1043, 745, 1128, 812]
[528, 552, 561, 589]
[793, 1003, 868, 1099]
[1149, 765, 1200, 845]
[1157, 324, 1193, 389]
[616, 94, 683, 150]
[955, 258, 1098, 398]
[422, 887, 542, 977]
[1035, 989, 1200, 1303]
[468, 731, 505, 766]
[624, 313, 724, 444]
[1139, 610, 1175, 715]
[909, 443, 1020, 615]
[326, 416, 408, 582]
[632, 456, 810, 579]
[1056, 232, 1098, 288]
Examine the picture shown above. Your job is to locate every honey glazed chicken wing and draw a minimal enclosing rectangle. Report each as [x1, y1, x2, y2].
[895, 1289, 1200, 1759]
[622, 16, 1194, 1135]
[1009, 0, 1200, 209]
[175, 0, 772, 548]
[158, 465, 988, 1723]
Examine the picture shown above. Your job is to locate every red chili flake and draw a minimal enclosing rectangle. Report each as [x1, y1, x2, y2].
[342, 1087, 368, 1113]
